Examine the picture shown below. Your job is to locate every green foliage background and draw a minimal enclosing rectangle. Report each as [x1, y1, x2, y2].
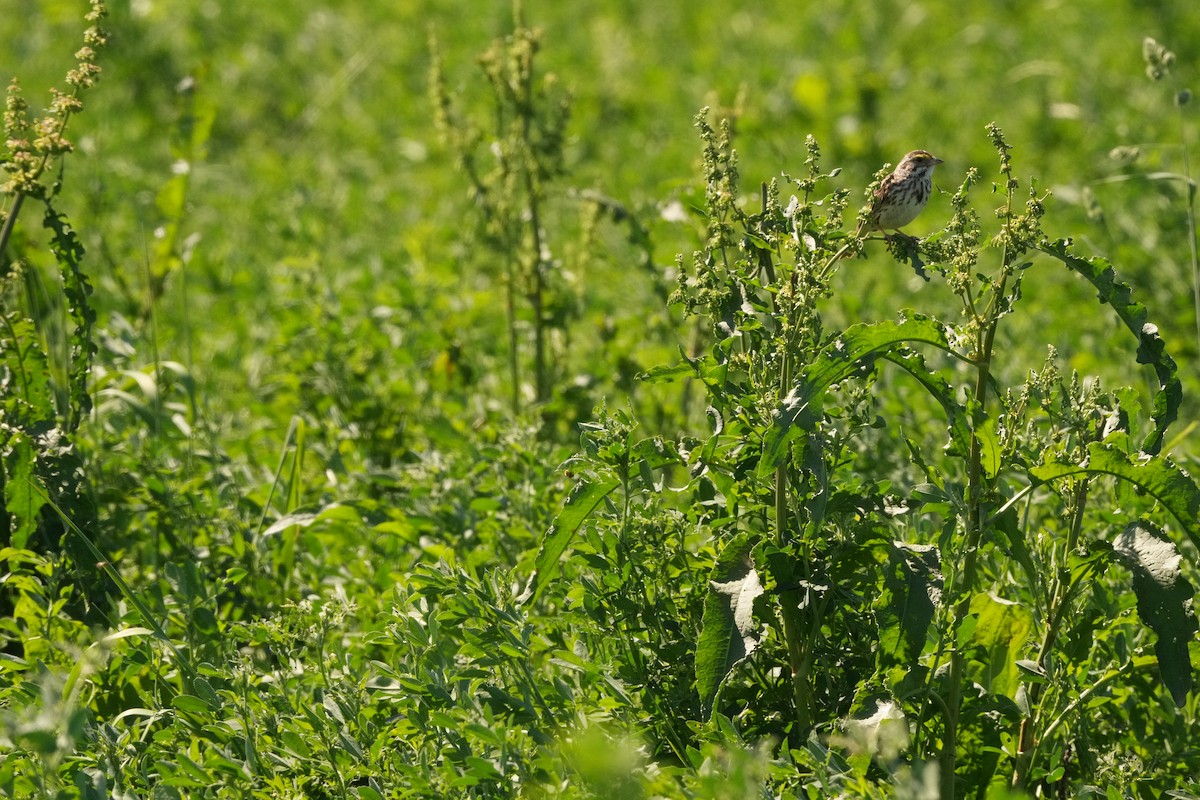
[8, 0, 1200, 405]
[3, 0, 1200, 797]
[9, 0, 1200, 419]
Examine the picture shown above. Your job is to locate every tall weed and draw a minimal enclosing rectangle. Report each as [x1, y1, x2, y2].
[539, 113, 1200, 794]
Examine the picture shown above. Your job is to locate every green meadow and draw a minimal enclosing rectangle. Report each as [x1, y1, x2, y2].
[3, 1, 1200, 796]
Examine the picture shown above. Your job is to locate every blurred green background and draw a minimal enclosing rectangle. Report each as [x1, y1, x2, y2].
[6, 0, 1199, 452]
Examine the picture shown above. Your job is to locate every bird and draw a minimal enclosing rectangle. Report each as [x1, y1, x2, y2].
[857, 150, 943, 239]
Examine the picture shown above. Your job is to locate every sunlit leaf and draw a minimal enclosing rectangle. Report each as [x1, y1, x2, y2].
[3, 434, 46, 550]
[42, 202, 96, 430]
[970, 592, 1034, 699]
[522, 476, 619, 603]
[696, 533, 762, 717]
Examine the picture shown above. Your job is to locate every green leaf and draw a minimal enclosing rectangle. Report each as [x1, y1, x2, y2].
[463, 756, 504, 781]
[38, 491, 200, 692]
[1037, 241, 1182, 455]
[970, 592, 1034, 699]
[3, 433, 46, 549]
[1, 316, 54, 429]
[975, 412, 1002, 479]
[758, 390, 817, 475]
[102, 626, 155, 643]
[1112, 521, 1197, 706]
[41, 202, 96, 431]
[803, 313, 955, 397]
[760, 314, 956, 474]
[877, 542, 942, 671]
[172, 694, 212, 714]
[638, 356, 697, 384]
[1030, 441, 1200, 551]
[696, 533, 763, 717]
[260, 502, 361, 537]
[521, 476, 619, 603]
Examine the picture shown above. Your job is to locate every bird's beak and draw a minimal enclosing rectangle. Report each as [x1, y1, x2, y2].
[933, 157, 944, 165]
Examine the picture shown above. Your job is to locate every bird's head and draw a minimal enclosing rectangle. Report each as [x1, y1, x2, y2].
[898, 150, 944, 173]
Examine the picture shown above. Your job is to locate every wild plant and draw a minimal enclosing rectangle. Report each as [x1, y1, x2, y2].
[1, 1, 107, 624]
[430, 5, 571, 415]
[538, 112, 1200, 794]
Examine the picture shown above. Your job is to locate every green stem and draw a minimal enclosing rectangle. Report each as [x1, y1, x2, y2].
[505, 251, 521, 414]
[521, 81, 548, 405]
[526, 193, 547, 404]
[0, 191, 26, 267]
[941, 192, 1015, 798]
[780, 592, 812, 737]
[941, 368, 991, 799]
[1175, 96, 1200, 358]
[756, 182, 815, 738]
[1011, 479, 1089, 788]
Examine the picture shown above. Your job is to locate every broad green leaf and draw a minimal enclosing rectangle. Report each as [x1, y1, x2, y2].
[3, 434, 46, 549]
[1112, 521, 1197, 706]
[758, 391, 816, 477]
[522, 476, 619, 603]
[38, 491, 200, 691]
[465, 723, 503, 746]
[975, 412, 1002, 479]
[176, 754, 214, 785]
[464, 756, 504, 781]
[260, 502, 361, 537]
[760, 314, 956, 474]
[696, 533, 763, 717]
[638, 358, 697, 384]
[1037, 240, 1182, 455]
[1030, 441, 1200, 551]
[171, 694, 212, 714]
[877, 542, 942, 671]
[803, 313, 955, 396]
[102, 627, 155, 643]
[970, 592, 1034, 699]
[1, 316, 54, 428]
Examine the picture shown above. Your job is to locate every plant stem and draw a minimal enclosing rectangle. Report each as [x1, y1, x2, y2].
[1176, 101, 1200, 359]
[0, 191, 26, 265]
[1011, 478, 1089, 788]
[1039, 654, 1156, 743]
[941, 196, 1015, 798]
[780, 589, 812, 737]
[520, 56, 548, 404]
[525, 171, 547, 404]
[505, 251, 521, 414]
[756, 182, 814, 738]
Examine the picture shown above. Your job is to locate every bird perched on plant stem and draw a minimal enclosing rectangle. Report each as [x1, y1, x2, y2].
[857, 149, 943, 239]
